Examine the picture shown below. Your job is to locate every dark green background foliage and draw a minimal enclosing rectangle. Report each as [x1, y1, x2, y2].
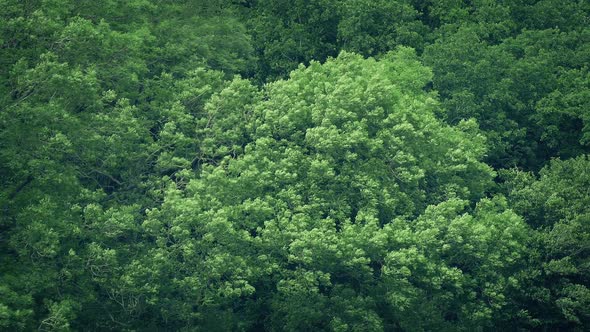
[1, 0, 588, 330]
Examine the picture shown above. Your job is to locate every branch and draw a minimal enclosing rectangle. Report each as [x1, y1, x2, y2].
[8, 175, 34, 200]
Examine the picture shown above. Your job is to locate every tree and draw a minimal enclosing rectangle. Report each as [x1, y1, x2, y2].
[242, 0, 340, 81]
[337, 0, 428, 56]
[503, 155, 590, 329]
[143, 49, 526, 330]
[423, 25, 590, 170]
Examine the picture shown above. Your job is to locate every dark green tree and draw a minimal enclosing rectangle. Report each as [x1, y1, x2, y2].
[503, 155, 590, 329]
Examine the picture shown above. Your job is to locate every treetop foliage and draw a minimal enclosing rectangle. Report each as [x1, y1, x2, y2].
[1, 0, 589, 330]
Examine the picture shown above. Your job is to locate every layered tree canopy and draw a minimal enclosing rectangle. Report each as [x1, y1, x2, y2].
[1, 0, 589, 331]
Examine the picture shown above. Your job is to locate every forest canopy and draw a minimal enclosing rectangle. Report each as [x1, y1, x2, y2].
[1, 0, 589, 331]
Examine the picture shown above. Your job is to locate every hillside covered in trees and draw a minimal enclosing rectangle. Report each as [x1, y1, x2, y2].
[1, 0, 589, 330]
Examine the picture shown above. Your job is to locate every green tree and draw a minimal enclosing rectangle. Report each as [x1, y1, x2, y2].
[337, 0, 428, 56]
[503, 155, 590, 329]
[423, 25, 590, 169]
[0, 0, 255, 329]
[242, 0, 339, 81]
[143, 49, 526, 330]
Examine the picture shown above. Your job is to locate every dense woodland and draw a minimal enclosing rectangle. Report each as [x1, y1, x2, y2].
[1, 0, 589, 330]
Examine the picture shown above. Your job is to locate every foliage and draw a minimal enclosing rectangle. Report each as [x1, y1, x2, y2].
[1, 0, 589, 330]
[502, 156, 590, 329]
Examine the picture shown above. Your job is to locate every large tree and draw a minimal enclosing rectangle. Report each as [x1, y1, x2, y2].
[142, 49, 528, 330]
